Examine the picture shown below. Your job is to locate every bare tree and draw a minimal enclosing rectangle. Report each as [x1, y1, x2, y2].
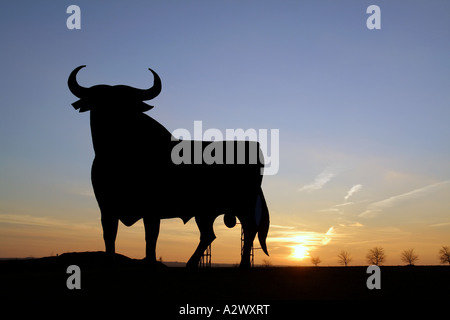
[366, 246, 386, 266]
[262, 259, 272, 267]
[311, 256, 322, 266]
[439, 246, 450, 265]
[337, 250, 352, 266]
[401, 248, 419, 266]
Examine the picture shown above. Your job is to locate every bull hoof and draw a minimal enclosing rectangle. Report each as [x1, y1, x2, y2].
[185, 260, 199, 269]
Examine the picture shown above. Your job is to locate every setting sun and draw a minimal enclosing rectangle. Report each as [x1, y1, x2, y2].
[291, 245, 310, 260]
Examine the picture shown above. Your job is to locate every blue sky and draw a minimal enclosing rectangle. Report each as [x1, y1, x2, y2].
[1, 1, 449, 264]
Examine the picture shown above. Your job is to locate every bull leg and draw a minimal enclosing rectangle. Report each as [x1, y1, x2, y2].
[143, 217, 160, 264]
[186, 216, 216, 268]
[101, 215, 118, 260]
[240, 216, 257, 268]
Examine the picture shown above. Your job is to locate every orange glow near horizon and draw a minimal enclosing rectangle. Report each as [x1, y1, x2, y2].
[290, 244, 310, 260]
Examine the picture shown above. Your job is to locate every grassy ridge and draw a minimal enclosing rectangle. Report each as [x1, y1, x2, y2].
[1, 252, 449, 301]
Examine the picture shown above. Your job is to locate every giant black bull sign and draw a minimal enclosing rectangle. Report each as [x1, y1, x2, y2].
[68, 66, 270, 268]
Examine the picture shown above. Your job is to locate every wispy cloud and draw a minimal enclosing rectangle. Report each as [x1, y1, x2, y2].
[429, 222, 450, 228]
[318, 207, 341, 213]
[0, 213, 100, 231]
[269, 226, 337, 247]
[349, 222, 364, 227]
[359, 180, 450, 218]
[322, 226, 334, 245]
[344, 184, 363, 200]
[298, 167, 336, 192]
[319, 200, 358, 214]
[335, 202, 355, 207]
[271, 224, 296, 229]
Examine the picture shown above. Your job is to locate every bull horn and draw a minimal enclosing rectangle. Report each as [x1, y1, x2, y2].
[68, 65, 88, 98]
[136, 68, 162, 101]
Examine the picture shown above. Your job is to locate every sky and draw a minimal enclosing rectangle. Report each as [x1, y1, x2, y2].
[1, 0, 449, 266]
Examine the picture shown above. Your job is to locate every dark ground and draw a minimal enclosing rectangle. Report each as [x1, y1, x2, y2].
[1, 252, 449, 307]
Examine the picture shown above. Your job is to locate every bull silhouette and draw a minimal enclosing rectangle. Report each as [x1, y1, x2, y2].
[68, 66, 270, 268]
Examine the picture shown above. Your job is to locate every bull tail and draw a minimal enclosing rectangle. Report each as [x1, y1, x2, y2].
[256, 187, 270, 256]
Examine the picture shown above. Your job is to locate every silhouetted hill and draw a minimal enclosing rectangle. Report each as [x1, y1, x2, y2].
[1, 251, 449, 303]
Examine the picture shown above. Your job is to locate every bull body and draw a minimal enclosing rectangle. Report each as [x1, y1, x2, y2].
[68, 66, 269, 268]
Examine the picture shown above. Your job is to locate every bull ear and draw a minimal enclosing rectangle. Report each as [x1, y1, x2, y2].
[72, 99, 91, 112]
[137, 102, 154, 112]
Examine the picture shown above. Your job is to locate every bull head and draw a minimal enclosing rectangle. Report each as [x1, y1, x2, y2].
[68, 65, 162, 112]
